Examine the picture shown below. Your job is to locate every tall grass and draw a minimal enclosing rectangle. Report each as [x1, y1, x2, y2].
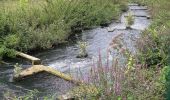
[65, 52, 168, 99]
[125, 12, 134, 29]
[0, 0, 127, 58]
[130, 0, 170, 99]
[87, 56, 167, 99]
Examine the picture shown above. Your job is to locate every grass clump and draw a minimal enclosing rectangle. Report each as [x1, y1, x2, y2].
[14, 63, 22, 77]
[3, 89, 39, 100]
[77, 41, 88, 58]
[125, 12, 134, 29]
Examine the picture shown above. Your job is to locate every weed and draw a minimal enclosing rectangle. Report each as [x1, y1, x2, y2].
[130, 0, 170, 99]
[125, 12, 134, 29]
[77, 41, 88, 58]
[14, 63, 22, 77]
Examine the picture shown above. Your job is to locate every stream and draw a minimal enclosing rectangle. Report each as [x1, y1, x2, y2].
[0, 4, 151, 99]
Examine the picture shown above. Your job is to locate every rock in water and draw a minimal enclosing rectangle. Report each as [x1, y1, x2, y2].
[76, 53, 88, 58]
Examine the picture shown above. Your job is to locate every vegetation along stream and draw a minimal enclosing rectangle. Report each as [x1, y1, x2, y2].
[1, 0, 170, 99]
[0, 2, 152, 99]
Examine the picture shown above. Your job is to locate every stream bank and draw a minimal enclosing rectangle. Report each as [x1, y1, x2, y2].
[0, 3, 151, 99]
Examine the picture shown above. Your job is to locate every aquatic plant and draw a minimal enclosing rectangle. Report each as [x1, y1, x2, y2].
[125, 12, 134, 29]
[108, 33, 124, 51]
[3, 89, 39, 100]
[14, 63, 22, 77]
[77, 41, 88, 58]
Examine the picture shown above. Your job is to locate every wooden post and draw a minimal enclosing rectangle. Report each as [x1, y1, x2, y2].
[16, 52, 41, 65]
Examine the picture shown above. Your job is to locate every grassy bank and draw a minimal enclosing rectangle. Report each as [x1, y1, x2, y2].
[136, 0, 170, 99]
[0, 0, 127, 59]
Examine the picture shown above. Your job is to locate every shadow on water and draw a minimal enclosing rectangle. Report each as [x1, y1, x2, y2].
[0, 4, 151, 99]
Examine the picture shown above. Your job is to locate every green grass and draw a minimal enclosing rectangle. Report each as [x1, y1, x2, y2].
[129, 0, 170, 99]
[0, 0, 127, 58]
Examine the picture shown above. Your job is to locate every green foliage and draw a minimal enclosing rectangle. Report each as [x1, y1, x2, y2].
[159, 66, 170, 84]
[84, 56, 166, 99]
[136, 0, 170, 67]
[18, 89, 39, 100]
[0, 45, 16, 59]
[80, 0, 170, 98]
[14, 63, 22, 77]
[77, 41, 88, 58]
[4, 34, 20, 48]
[125, 12, 134, 28]
[0, 0, 127, 58]
[19, 0, 28, 9]
[132, 0, 170, 99]
[4, 89, 39, 100]
[0, 46, 5, 58]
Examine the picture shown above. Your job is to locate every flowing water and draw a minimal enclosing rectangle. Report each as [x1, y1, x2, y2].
[0, 4, 151, 99]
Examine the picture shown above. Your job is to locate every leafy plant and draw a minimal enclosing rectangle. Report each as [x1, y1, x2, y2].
[132, 0, 170, 98]
[19, 0, 28, 9]
[77, 41, 88, 58]
[125, 12, 134, 29]
[3, 89, 39, 100]
[14, 63, 22, 77]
